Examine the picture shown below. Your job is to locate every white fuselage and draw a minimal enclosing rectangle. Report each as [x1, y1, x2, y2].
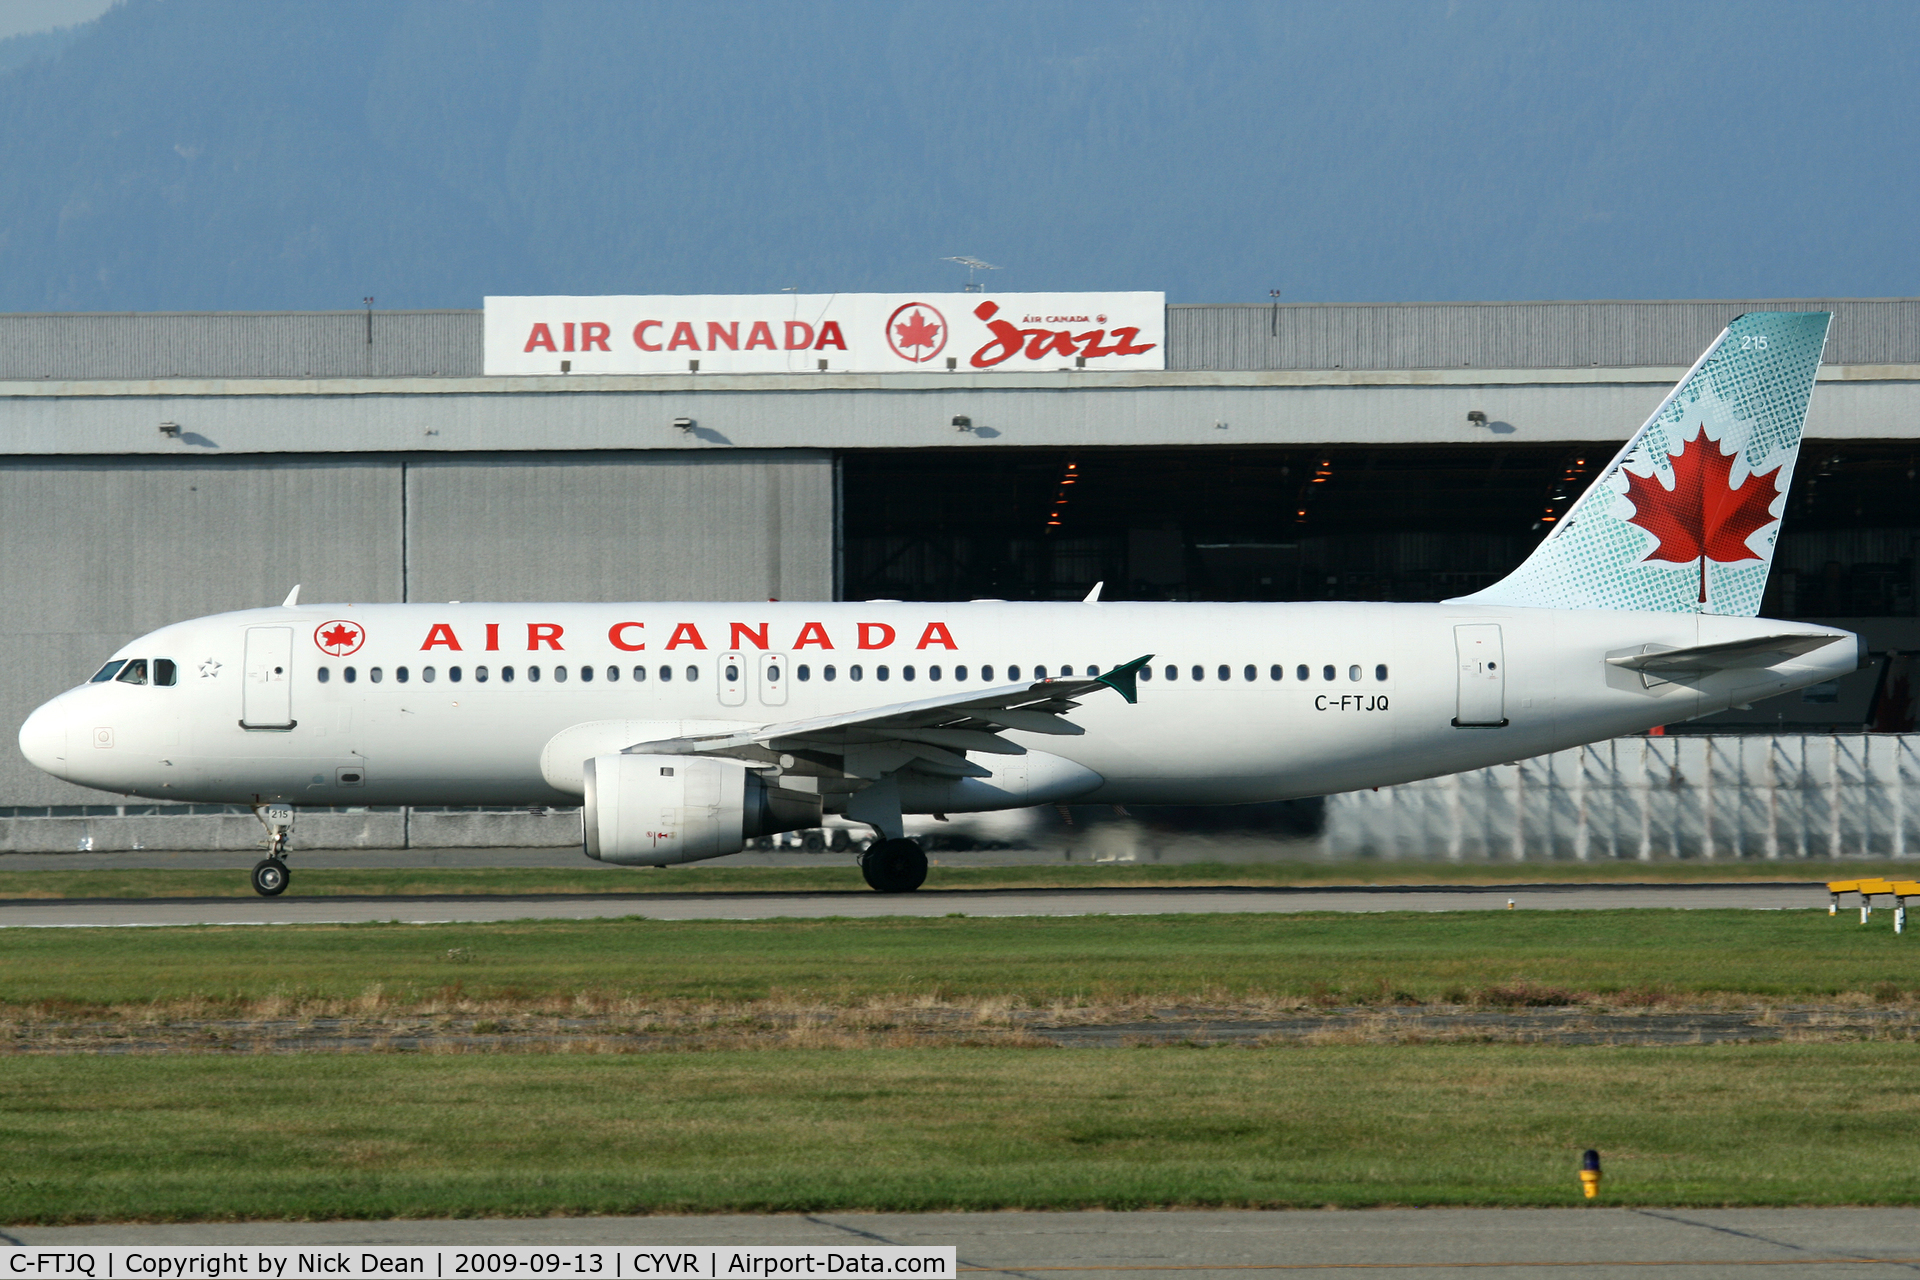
[18, 600, 1859, 813]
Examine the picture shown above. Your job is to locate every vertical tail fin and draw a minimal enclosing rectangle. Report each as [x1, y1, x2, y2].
[1455, 310, 1831, 617]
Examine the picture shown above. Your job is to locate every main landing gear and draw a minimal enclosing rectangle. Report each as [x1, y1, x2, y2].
[860, 837, 928, 894]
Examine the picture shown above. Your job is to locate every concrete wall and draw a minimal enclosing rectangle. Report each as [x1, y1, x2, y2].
[0, 450, 834, 809]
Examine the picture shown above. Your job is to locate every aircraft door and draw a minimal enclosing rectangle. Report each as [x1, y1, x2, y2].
[1453, 624, 1506, 727]
[718, 653, 747, 707]
[241, 626, 296, 729]
[759, 653, 788, 706]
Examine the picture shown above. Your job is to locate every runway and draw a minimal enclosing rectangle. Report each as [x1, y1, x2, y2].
[9, 1207, 1920, 1276]
[0, 881, 1829, 927]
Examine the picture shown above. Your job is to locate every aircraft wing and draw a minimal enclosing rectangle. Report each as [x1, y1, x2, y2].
[620, 654, 1153, 780]
[1606, 633, 1847, 675]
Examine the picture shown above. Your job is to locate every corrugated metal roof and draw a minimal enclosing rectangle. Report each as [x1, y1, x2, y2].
[1168, 299, 1920, 370]
[2, 300, 1917, 378]
[0, 310, 480, 380]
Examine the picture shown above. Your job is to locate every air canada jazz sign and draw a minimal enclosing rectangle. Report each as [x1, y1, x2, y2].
[483, 293, 1165, 375]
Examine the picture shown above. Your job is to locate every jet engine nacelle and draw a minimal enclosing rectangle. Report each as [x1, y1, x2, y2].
[582, 753, 821, 866]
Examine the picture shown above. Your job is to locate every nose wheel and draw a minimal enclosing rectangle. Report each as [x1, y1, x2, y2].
[251, 857, 290, 897]
[859, 837, 927, 893]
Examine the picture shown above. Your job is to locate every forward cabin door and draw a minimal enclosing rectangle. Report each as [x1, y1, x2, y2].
[1453, 624, 1506, 727]
[241, 626, 296, 729]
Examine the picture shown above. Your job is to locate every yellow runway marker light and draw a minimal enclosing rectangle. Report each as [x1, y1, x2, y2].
[1579, 1148, 1602, 1199]
[1828, 879, 1860, 916]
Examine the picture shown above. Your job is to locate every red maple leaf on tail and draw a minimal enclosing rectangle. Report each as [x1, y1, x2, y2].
[894, 309, 941, 351]
[1622, 425, 1782, 602]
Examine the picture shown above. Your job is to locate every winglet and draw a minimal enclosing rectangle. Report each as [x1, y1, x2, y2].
[1083, 581, 1104, 603]
[281, 584, 301, 608]
[1094, 654, 1153, 704]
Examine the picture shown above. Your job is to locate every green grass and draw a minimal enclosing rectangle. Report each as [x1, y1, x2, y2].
[0, 857, 1900, 900]
[4, 1044, 1920, 1222]
[4, 910, 1919, 1013]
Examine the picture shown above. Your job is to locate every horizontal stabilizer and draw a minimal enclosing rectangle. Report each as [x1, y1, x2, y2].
[1606, 633, 1847, 675]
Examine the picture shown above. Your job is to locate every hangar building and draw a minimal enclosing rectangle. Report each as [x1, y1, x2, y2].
[4, 298, 1918, 846]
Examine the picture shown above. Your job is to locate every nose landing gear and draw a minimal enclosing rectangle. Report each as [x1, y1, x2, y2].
[251, 857, 290, 896]
[250, 802, 294, 897]
[859, 837, 928, 893]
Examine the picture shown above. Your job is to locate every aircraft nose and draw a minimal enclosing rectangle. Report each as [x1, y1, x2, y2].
[17, 698, 69, 777]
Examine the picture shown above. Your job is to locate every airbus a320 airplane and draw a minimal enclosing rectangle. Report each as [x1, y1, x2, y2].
[19, 312, 1859, 895]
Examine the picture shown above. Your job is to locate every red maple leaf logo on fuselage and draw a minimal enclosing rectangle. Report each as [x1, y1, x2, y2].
[1621, 426, 1781, 603]
[320, 624, 359, 649]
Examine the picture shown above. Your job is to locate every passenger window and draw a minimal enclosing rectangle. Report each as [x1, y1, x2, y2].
[1139, 665, 1152, 682]
[345, 666, 358, 684]
[1164, 665, 1177, 681]
[1243, 665, 1255, 682]
[658, 665, 671, 682]
[474, 666, 487, 683]
[397, 666, 410, 684]
[1008, 665, 1021, 680]
[1297, 664, 1309, 681]
[851, 665, 864, 681]
[1060, 665, 1074, 677]
[902, 665, 914, 681]
[1192, 665, 1204, 681]
[581, 666, 594, 683]
[1349, 665, 1361, 682]
[954, 665, 967, 681]
[155, 659, 178, 686]
[878, 665, 891, 681]
[89, 660, 127, 683]
[529, 665, 542, 682]
[633, 665, 647, 681]
[423, 667, 436, 683]
[798, 664, 810, 682]
[726, 663, 741, 681]
[1322, 665, 1335, 681]
[1035, 665, 1047, 679]
[554, 665, 568, 683]
[929, 665, 941, 681]
[606, 666, 619, 682]
[450, 666, 463, 683]
[1218, 665, 1230, 681]
[1269, 665, 1283, 681]
[980, 664, 993, 681]
[370, 667, 384, 684]
[685, 665, 699, 681]
[316, 666, 330, 684]
[1376, 664, 1389, 681]
[502, 666, 515, 683]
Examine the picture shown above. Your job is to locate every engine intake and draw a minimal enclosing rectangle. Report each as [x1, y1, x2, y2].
[581, 753, 821, 866]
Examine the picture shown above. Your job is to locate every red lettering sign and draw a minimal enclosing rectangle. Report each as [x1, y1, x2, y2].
[915, 622, 958, 650]
[708, 321, 739, 351]
[745, 320, 776, 351]
[785, 321, 815, 350]
[527, 623, 565, 650]
[815, 320, 847, 351]
[421, 623, 462, 651]
[858, 622, 896, 650]
[793, 621, 833, 649]
[666, 623, 707, 650]
[668, 322, 700, 352]
[581, 322, 611, 352]
[524, 323, 556, 354]
[485, 623, 500, 652]
[730, 622, 769, 650]
[609, 622, 646, 651]
[634, 320, 663, 351]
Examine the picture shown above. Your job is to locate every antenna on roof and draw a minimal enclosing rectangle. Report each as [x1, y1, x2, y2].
[941, 256, 1000, 293]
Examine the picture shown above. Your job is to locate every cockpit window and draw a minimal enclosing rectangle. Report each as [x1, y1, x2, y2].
[154, 659, 178, 686]
[115, 659, 149, 685]
[89, 660, 127, 683]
